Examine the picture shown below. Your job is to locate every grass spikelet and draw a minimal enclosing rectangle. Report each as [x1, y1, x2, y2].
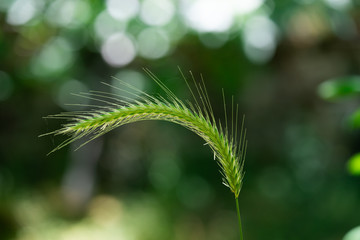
[41, 69, 247, 238]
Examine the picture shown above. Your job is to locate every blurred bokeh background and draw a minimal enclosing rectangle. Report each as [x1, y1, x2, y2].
[1, 0, 360, 239]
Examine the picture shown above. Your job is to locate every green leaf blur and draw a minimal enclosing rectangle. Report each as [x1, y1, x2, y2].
[318, 76, 360, 100]
[347, 153, 360, 176]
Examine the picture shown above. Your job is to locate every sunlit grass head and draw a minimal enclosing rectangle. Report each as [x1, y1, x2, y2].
[41, 69, 247, 198]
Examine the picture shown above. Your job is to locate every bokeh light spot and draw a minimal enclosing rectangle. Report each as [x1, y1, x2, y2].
[137, 28, 170, 59]
[140, 0, 175, 26]
[6, 0, 43, 26]
[183, 0, 234, 32]
[55, 79, 89, 111]
[344, 226, 360, 240]
[318, 81, 337, 99]
[46, 0, 91, 29]
[88, 195, 123, 226]
[243, 16, 278, 63]
[106, 0, 139, 21]
[94, 11, 127, 41]
[163, 18, 188, 43]
[31, 37, 74, 78]
[0, 72, 14, 101]
[112, 70, 147, 98]
[324, 0, 351, 10]
[101, 33, 136, 67]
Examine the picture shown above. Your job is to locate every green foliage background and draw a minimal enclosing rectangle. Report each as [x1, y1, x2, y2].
[0, 0, 360, 239]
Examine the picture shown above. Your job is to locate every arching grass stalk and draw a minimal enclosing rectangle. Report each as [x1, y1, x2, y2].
[41, 69, 247, 239]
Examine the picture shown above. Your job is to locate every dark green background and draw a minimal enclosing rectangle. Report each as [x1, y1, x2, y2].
[1, 0, 360, 239]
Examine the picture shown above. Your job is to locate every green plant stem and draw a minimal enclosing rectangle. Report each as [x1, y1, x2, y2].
[235, 197, 244, 240]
